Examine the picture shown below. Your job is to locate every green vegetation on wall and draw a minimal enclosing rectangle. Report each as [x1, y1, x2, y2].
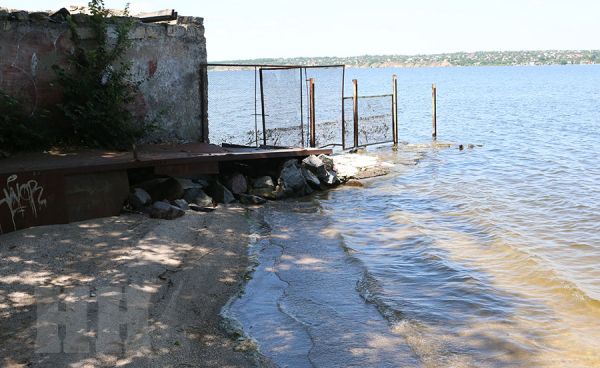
[0, 92, 50, 154]
[0, 0, 148, 154]
[53, 0, 146, 149]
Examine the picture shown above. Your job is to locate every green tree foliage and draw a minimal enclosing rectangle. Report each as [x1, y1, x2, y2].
[0, 92, 50, 153]
[0, 0, 148, 154]
[52, 0, 146, 149]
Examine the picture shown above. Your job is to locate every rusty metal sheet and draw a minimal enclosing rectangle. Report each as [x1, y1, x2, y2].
[0, 144, 333, 235]
[154, 162, 219, 178]
[0, 144, 331, 177]
[64, 170, 129, 223]
[0, 172, 68, 235]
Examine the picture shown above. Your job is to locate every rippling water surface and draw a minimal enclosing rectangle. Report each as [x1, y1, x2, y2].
[226, 65, 600, 367]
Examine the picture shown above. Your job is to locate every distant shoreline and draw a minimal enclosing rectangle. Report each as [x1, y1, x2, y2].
[208, 50, 599, 70]
[207, 62, 599, 71]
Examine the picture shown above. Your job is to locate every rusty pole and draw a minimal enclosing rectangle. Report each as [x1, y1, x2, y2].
[309, 78, 316, 148]
[299, 68, 304, 148]
[260, 68, 267, 146]
[341, 66, 346, 150]
[432, 83, 437, 139]
[353, 79, 359, 148]
[392, 74, 398, 146]
[254, 66, 259, 147]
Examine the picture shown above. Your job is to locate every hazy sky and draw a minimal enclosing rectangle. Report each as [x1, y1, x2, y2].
[2, 0, 598, 60]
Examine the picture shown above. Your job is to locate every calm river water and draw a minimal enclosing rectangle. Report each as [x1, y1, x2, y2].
[224, 65, 600, 367]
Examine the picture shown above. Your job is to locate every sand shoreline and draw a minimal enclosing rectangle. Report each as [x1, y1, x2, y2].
[0, 150, 396, 367]
[0, 206, 259, 367]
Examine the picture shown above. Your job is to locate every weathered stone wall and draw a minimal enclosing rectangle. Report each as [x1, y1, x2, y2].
[0, 10, 208, 143]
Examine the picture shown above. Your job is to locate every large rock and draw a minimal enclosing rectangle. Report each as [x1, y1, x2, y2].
[249, 187, 280, 200]
[320, 169, 340, 187]
[239, 193, 267, 205]
[185, 189, 214, 207]
[302, 167, 321, 189]
[183, 187, 214, 206]
[150, 201, 185, 220]
[175, 178, 204, 191]
[249, 176, 277, 199]
[192, 175, 211, 188]
[279, 159, 311, 197]
[302, 155, 328, 177]
[208, 181, 235, 204]
[251, 176, 275, 190]
[138, 177, 184, 202]
[225, 173, 248, 195]
[128, 188, 152, 210]
[330, 153, 385, 180]
[172, 199, 189, 210]
[318, 154, 335, 171]
[183, 187, 201, 203]
[302, 155, 339, 187]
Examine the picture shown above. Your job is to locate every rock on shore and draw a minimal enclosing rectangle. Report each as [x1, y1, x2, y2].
[125, 152, 389, 220]
[331, 153, 393, 180]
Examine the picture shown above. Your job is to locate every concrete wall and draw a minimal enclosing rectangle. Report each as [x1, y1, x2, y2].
[0, 10, 208, 143]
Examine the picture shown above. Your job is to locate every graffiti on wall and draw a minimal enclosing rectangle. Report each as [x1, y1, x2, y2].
[0, 174, 47, 234]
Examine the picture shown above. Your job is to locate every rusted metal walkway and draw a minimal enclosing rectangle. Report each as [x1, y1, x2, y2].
[0, 143, 331, 175]
[0, 143, 331, 235]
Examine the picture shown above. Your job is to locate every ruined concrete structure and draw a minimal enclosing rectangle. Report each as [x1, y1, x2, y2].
[0, 9, 208, 142]
[0, 10, 342, 236]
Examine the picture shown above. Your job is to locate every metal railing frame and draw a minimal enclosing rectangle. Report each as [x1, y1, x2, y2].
[256, 64, 345, 149]
[202, 63, 345, 148]
[202, 64, 399, 150]
[343, 76, 399, 149]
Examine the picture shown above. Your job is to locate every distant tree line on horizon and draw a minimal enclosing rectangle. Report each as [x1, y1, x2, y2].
[211, 50, 599, 68]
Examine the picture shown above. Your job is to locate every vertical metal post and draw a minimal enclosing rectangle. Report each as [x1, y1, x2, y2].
[392, 74, 398, 146]
[199, 65, 209, 142]
[432, 83, 437, 139]
[341, 66, 346, 150]
[254, 66, 259, 147]
[300, 68, 305, 148]
[309, 78, 316, 148]
[259, 68, 267, 146]
[353, 79, 359, 148]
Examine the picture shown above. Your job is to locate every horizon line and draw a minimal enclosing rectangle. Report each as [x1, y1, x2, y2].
[209, 49, 600, 63]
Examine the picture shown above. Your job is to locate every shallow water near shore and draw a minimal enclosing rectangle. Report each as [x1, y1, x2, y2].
[226, 65, 600, 367]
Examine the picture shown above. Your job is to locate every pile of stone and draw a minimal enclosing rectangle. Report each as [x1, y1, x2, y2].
[127, 176, 213, 220]
[126, 154, 342, 220]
